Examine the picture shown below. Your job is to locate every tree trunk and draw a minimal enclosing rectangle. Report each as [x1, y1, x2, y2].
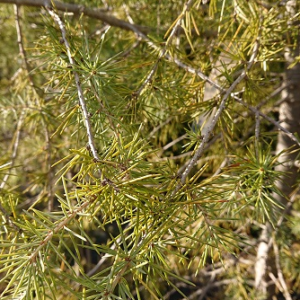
[275, 42, 300, 206]
[255, 2, 300, 298]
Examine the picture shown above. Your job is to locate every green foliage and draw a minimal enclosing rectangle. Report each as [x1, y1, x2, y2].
[0, 0, 300, 299]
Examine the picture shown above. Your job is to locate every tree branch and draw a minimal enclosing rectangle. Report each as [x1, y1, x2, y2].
[273, 236, 293, 300]
[46, 6, 101, 170]
[134, 0, 195, 98]
[0, 113, 24, 232]
[179, 37, 260, 184]
[1, 0, 150, 35]
[171, 57, 300, 148]
[29, 196, 92, 263]
[14, 4, 35, 87]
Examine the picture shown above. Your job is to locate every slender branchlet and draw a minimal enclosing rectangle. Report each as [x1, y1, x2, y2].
[0, 113, 25, 231]
[46, 6, 101, 173]
[273, 237, 293, 300]
[2, 0, 150, 34]
[29, 198, 92, 263]
[14, 4, 35, 86]
[104, 259, 131, 300]
[172, 54, 300, 149]
[235, 98, 300, 147]
[43, 123, 55, 211]
[134, 0, 195, 98]
[179, 36, 261, 185]
[255, 110, 261, 158]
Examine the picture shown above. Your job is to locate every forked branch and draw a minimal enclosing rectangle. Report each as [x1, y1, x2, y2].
[179, 37, 260, 184]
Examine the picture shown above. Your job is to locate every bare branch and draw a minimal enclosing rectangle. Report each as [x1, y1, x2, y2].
[255, 110, 260, 158]
[273, 237, 293, 300]
[1, 0, 150, 35]
[235, 98, 300, 147]
[43, 122, 54, 211]
[162, 133, 188, 151]
[14, 4, 35, 86]
[0, 113, 24, 231]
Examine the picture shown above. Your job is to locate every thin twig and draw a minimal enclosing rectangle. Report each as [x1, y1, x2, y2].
[14, 4, 35, 86]
[163, 133, 188, 151]
[46, 6, 101, 173]
[157, 151, 193, 161]
[212, 156, 229, 176]
[257, 83, 289, 109]
[179, 279, 236, 300]
[2, 0, 150, 35]
[255, 110, 260, 158]
[29, 197, 92, 263]
[86, 244, 117, 277]
[134, 0, 195, 98]
[235, 98, 300, 147]
[268, 271, 284, 294]
[43, 123, 54, 211]
[177, 134, 220, 175]
[149, 116, 173, 138]
[179, 37, 260, 184]
[273, 236, 293, 300]
[74, 232, 124, 287]
[171, 57, 300, 148]
[0, 113, 24, 231]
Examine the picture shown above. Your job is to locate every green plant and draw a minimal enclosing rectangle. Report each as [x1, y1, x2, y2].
[0, 1, 300, 299]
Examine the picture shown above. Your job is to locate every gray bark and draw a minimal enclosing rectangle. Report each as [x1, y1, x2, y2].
[255, 2, 300, 298]
[274, 42, 300, 206]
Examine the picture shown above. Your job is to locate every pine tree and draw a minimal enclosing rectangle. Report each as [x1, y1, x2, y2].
[0, 1, 299, 299]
